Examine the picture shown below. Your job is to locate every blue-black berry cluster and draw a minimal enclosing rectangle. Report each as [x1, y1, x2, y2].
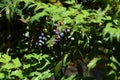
[35, 33, 47, 46]
[80, 0, 92, 8]
[80, 0, 91, 4]
[53, 25, 70, 45]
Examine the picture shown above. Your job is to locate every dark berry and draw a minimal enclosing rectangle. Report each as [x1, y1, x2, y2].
[59, 32, 64, 37]
[53, 29, 59, 35]
[39, 36, 42, 39]
[39, 40, 45, 44]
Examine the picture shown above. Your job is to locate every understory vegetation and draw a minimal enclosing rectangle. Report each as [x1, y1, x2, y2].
[0, 0, 120, 80]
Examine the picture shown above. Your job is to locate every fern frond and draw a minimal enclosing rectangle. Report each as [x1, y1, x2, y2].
[103, 23, 120, 42]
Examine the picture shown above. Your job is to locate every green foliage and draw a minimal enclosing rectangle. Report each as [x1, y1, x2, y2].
[61, 74, 76, 80]
[103, 22, 120, 42]
[0, 53, 53, 79]
[0, 0, 120, 80]
[87, 57, 101, 72]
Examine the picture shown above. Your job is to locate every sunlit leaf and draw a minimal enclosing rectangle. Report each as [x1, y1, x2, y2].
[64, 0, 76, 4]
[107, 70, 117, 80]
[30, 11, 48, 24]
[19, 0, 34, 8]
[15, 8, 24, 18]
[12, 58, 22, 68]
[1, 63, 14, 69]
[110, 56, 120, 66]
[105, 16, 112, 20]
[41, 70, 53, 79]
[54, 60, 62, 77]
[52, 14, 61, 21]
[82, 10, 89, 17]
[23, 64, 31, 69]
[103, 23, 113, 40]
[74, 14, 85, 24]
[0, 54, 11, 63]
[34, 2, 48, 12]
[116, 30, 120, 42]
[61, 74, 76, 80]
[30, 71, 40, 76]
[11, 70, 23, 79]
[108, 62, 117, 70]
[87, 57, 101, 72]
[63, 17, 73, 24]
[103, 22, 120, 42]
[0, 73, 5, 79]
[63, 54, 70, 67]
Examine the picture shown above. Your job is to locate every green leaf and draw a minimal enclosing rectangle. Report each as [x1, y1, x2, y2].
[32, 53, 40, 59]
[52, 6, 66, 14]
[115, 29, 120, 42]
[107, 70, 117, 80]
[110, 56, 120, 66]
[29, 11, 48, 24]
[105, 16, 112, 20]
[103, 23, 113, 37]
[74, 14, 85, 24]
[24, 54, 33, 59]
[11, 70, 23, 79]
[46, 36, 55, 47]
[12, 58, 22, 68]
[15, 8, 24, 18]
[41, 70, 53, 79]
[61, 10, 71, 17]
[31, 70, 52, 80]
[0, 73, 5, 79]
[3, 54, 11, 62]
[106, 23, 113, 28]
[54, 60, 62, 77]
[108, 62, 117, 70]
[34, 2, 48, 12]
[63, 17, 73, 24]
[107, 70, 115, 75]
[96, 16, 104, 22]
[109, 30, 115, 42]
[87, 57, 101, 72]
[64, 0, 75, 4]
[1, 63, 14, 69]
[23, 64, 31, 69]
[20, 0, 34, 8]
[82, 10, 89, 17]
[52, 14, 61, 21]
[103, 22, 120, 42]
[63, 54, 70, 67]
[29, 71, 40, 77]
[0, 54, 11, 63]
[61, 74, 76, 80]
[0, 3, 5, 8]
